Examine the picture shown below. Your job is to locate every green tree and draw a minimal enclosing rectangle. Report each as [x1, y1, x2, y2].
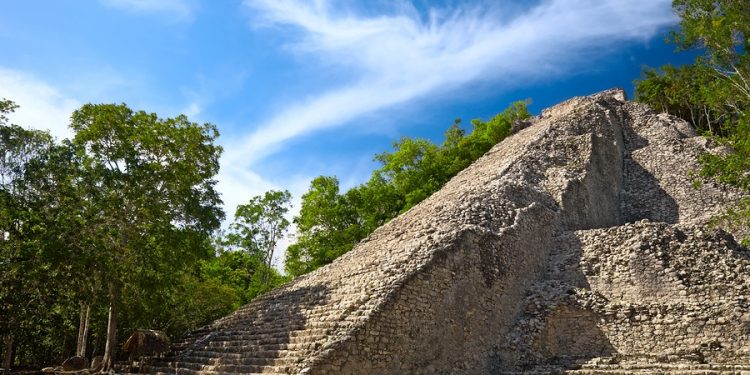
[225, 190, 291, 288]
[200, 245, 288, 304]
[199, 248, 260, 304]
[1, 100, 237, 368]
[285, 177, 364, 276]
[671, 0, 750, 103]
[0, 100, 57, 373]
[0, 101, 92, 369]
[69, 103, 224, 370]
[635, 62, 740, 137]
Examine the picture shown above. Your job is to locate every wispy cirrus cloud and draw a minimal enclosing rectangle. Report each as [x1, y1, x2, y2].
[230, 0, 676, 168]
[101, 0, 196, 20]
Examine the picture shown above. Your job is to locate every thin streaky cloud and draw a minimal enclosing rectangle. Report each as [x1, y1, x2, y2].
[231, 0, 676, 168]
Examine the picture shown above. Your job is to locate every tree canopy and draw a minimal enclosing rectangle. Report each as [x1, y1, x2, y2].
[0, 97, 303, 368]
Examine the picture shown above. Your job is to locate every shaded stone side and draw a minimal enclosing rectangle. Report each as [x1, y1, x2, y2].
[580, 223, 750, 361]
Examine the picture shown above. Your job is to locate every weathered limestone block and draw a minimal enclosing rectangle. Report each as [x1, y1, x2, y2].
[147, 89, 750, 375]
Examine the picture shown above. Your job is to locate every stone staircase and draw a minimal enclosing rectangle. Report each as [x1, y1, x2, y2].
[144, 290, 351, 375]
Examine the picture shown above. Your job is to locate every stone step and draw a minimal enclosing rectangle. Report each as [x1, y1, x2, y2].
[219, 305, 346, 322]
[187, 337, 324, 352]
[185, 318, 342, 341]
[197, 341, 319, 352]
[204, 331, 327, 344]
[164, 368, 288, 375]
[172, 352, 302, 366]
[149, 364, 294, 375]
[171, 360, 291, 374]
[186, 323, 337, 340]
[177, 333, 328, 352]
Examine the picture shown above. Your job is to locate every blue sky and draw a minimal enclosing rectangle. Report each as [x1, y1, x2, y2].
[1, 0, 691, 239]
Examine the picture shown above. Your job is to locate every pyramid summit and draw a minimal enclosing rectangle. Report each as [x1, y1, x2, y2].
[147, 89, 750, 374]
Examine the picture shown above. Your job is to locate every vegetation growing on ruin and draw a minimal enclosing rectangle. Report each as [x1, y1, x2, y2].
[636, 0, 750, 244]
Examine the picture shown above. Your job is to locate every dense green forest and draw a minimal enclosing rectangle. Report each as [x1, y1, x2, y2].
[1, 0, 748, 371]
[0, 103, 290, 370]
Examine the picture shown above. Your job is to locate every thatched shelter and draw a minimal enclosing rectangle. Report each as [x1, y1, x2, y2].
[122, 330, 170, 359]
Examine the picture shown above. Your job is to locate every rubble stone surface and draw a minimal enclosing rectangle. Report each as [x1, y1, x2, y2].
[146, 89, 750, 375]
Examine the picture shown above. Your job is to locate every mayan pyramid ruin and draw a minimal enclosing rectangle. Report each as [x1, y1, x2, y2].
[146, 89, 750, 374]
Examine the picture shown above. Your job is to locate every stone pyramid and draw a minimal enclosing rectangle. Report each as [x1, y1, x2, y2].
[147, 89, 750, 374]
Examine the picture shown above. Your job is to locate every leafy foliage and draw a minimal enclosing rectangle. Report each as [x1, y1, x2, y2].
[0, 100, 88, 366]
[285, 176, 370, 277]
[225, 190, 291, 284]
[69, 103, 225, 369]
[636, 64, 738, 136]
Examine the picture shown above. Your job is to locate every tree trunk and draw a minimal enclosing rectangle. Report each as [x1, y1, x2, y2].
[82, 304, 91, 357]
[2, 335, 13, 375]
[263, 240, 275, 286]
[7, 340, 14, 375]
[263, 253, 272, 286]
[76, 303, 85, 356]
[76, 303, 91, 357]
[101, 288, 120, 372]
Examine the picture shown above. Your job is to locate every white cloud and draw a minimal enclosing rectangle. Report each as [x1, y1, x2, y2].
[182, 101, 202, 119]
[233, 0, 676, 168]
[0, 67, 80, 140]
[101, 0, 195, 20]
